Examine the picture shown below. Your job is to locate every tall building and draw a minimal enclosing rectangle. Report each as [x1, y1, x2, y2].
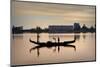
[49, 25, 74, 33]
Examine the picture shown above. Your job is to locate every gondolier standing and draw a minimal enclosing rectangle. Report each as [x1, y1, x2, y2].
[37, 33, 40, 43]
[58, 37, 60, 43]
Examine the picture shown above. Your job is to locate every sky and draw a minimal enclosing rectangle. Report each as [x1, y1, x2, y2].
[11, 0, 96, 29]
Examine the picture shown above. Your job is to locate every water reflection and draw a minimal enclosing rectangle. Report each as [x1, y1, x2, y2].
[12, 33, 96, 65]
[30, 44, 76, 57]
[82, 33, 86, 39]
[12, 34, 23, 39]
[75, 34, 80, 40]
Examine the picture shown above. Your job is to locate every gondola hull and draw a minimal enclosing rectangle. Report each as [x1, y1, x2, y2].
[29, 38, 76, 46]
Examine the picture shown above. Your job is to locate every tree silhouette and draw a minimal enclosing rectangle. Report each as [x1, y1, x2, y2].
[81, 24, 89, 33]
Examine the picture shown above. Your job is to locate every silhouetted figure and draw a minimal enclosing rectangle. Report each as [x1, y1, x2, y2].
[58, 37, 60, 43]
[37, 33, 40, 43]
[36, 26, 41, 43]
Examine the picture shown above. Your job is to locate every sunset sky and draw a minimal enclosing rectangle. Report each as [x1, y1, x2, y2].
[11, 0, 96, 29]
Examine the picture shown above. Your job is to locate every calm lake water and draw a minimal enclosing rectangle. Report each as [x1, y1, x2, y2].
[11, 33, 96, 65]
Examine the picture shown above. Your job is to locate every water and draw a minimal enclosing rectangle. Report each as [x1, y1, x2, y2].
[11, 33, 96, 65]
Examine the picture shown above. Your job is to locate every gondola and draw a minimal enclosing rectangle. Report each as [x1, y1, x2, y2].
[29, 35, 76, 46]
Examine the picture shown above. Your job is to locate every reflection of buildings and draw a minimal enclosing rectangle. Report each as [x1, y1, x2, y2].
[75, 34, 80, 40]
[83, 33, 86, 39]
[49, 25, 74, 33]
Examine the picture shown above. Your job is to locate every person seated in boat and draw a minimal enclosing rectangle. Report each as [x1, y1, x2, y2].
[53, 37, 56, 43]
[47, 41, 52, 45]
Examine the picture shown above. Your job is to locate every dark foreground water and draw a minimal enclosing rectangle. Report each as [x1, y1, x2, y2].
[11, 33, 95, 65]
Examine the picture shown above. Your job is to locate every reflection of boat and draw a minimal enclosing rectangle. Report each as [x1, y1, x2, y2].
[30, 44, 76, 57]
[30, 44, 76, 52]
[29, 35, 76, 46]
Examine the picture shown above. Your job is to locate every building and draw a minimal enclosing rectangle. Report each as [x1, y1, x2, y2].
[12, 26, 23, 34]
[49, 25, 74, 33]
